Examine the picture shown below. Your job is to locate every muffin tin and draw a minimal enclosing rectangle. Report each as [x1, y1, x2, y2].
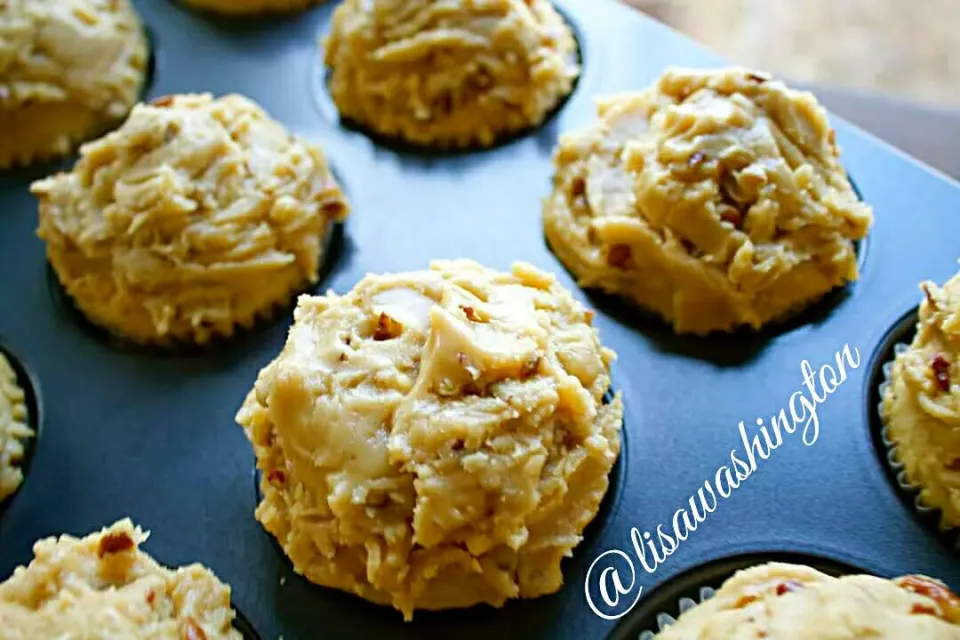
[1, 1, 959, 639]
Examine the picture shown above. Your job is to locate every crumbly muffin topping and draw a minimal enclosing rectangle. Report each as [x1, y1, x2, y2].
[883, 270, 960, 526]
[0, 0, 147, 166]
[543, 66, 872, 334]
[654, 563, 960, 639]
[0, 519, 241, 639]
[0, 353, 32, 502]
[323, 0, 579, 148]
[237, 259, 622, 619]
[33, 93, 349, 345]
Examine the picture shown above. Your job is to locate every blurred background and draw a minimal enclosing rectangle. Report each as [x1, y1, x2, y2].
[621, 0, 959, 178]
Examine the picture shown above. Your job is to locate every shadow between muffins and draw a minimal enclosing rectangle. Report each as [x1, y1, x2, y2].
[44, 222, 350, 359]
[864, 306, 960, 552]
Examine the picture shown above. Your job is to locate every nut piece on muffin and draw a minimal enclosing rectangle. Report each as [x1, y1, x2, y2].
[33, 93, 350, 346]
[237, 259, 622, 620]
[0, 353, 33, 502]
[653, 563, 960, 639]
[882, 269, 960, 528]
[180, 0, 321, 16]
[0, 0, 148, 169]
[0, 519, 242, 639]
[543, 66, 873, 335]
[323, 0, 579, 149]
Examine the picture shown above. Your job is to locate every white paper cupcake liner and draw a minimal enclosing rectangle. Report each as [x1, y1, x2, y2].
[636, 586, 717, 639]
[878, 341, 959, 541]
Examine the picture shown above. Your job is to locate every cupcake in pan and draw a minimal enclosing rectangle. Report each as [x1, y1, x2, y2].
[0, 519, 242, 638]
[180, 0, 321, 16]
[323, 0, 579, 149]
[33, 93, 349, 346]
[237, 259, 622, 620]
[542, 66, 873, 335]
[881, 270, 960, 529]
[648, 562, 960, 638]
[0, 352, 33, 503]
[0, 0, 148, 169]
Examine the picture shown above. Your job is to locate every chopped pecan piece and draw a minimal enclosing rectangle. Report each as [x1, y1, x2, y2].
[373, 313, 403, 341]
[584, 309, 595, 325]
[896, 575, 960, 622]
[150, 95, 175, 107]
[521, 355, 541, 379]
[183, 618, 207, 640]
[746, 72, 769, 83]
[606, 244, 632, 269]
[460, 305, 480, 322]
[451, 439, 465, 451]
[267, 469, 286, 485]
[718, 205, 742, 227]
[97, 531, 135, 557]
[931, 354, 951, 392]
[734, 594, 759, 608]
[912, 604, 938, 616]
[775, 580, 803, 596]
[146, 589, 156, 605]
[571, 176, 586, 200]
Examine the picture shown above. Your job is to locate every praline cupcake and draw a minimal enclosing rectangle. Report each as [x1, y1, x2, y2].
[542, 66, 873, 335]
[0, 0, 148, 169]
[648, 562, 960, 638]
[323, 0, 580, 149]
[237, 259, 622, 620]
[0, 353, 32, 502]
[0, 519, 242, 638]
[33, 93, 349, 346]
[180, 0, 321, 16]
[881, 270, 960, 529]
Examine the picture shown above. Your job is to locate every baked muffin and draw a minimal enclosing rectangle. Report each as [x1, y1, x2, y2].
[0, 0, 147, 169]
[653, 563, 960, 639]
[882, 270, 960, 527]
[323, 0, 579, 149]
[33, 93, 349, 346]
[543, 66, 873, 335]
[0, 353, 32, 502]
[0, 519, 241, 639]
[237, 259, 622, 619]
[180, 0, 320, 16]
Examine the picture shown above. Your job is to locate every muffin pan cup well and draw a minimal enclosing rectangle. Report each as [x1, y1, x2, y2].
[2, 1, 960, 639]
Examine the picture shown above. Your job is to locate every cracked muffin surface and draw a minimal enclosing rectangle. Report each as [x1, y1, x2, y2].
[882, 270, 960, 528]
[543, 66, 872, 334]
[323, 0, 579, 148]
[180, 0, 321, 15]
[33, 93, 349, 346]
[237, 259, 622, 620]
[652, 563, 960, 639]
[0, 0, 147, 168]
[0, 519, 241, 639]
[0, 353, 32, 503]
